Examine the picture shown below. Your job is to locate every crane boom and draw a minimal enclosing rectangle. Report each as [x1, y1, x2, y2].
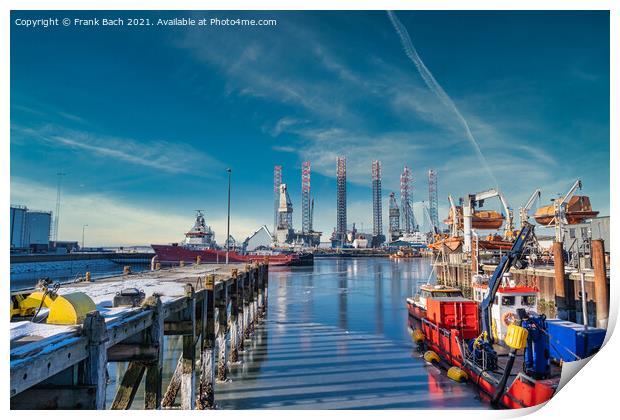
[554, 179, 582, 241]
[480, 223, 535, 343]
[520, 189, 541, 227]
[462, 188, 514, 251]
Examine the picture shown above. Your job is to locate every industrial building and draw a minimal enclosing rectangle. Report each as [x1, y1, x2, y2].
[243, 225, 273, 252]
[10, 205, 52, 252]
[562, 216, 610, 268]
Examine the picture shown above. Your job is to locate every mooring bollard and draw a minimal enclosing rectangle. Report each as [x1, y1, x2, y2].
[123, 265, 132, 275]
[85, 271, 91, 282]
[180, 260, 185, 267]
[196, 255, 202, 265]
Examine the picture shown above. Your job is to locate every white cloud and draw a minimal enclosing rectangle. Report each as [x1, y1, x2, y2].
[12, 124, 223, 176]
[10, 177, 265, 247]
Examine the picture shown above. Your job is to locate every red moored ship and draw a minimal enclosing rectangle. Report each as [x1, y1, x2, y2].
[151, 211, 312, 267]
[406, 225, 605, 409]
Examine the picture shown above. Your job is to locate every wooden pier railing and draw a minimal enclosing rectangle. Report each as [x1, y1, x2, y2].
[10, 262, 269, 409]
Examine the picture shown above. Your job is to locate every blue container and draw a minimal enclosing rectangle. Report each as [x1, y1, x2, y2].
[546, 319, 606, 362]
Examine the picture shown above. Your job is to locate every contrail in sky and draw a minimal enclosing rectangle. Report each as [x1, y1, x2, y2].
[387, 11, 499, 188]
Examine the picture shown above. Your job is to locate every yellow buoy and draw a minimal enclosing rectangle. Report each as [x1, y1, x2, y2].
[411, 329, 425, 344]
[46, 292, 96, 325]
[505, 324, 529, 350]
[424, 350, 440, 364]
[447, 366, 468, 383]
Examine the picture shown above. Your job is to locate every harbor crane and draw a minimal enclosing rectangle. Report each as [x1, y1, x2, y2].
[519, 189, 541, 227]
[462, 188, 514, 252]
[550, 179, 582, 242]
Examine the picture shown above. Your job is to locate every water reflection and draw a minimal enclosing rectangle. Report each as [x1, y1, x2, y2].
[217, 257, 486, 409]
[103, 258, 486, 409]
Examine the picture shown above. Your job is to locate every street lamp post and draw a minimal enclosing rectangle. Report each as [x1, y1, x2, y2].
[226, 168, 232, 264]
[82, 224, 88, 250]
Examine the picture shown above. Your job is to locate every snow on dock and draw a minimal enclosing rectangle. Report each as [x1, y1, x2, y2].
[10, 262, 269, 410]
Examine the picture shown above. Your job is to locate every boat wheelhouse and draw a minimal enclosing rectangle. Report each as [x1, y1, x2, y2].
[471, 273, 538, 343]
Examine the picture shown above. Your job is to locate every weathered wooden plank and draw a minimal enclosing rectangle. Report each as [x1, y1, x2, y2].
[10, 330, 80, 360]
[111, 361, 146, 410]
[161, 297, 190, 320]
[11, 336, 89, 397]
[106, 310, 153, 347]
[164, 320, 195, 335]
[107, 344, 158, 362]
[11, 385, 97, 409]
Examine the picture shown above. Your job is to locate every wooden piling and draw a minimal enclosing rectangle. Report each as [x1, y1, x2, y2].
[82, 311, 108, 409]
[216, 285, 228, 381]
[237, 272, 245, 352]
[553, 241, 567, 319]
[592, 239, 609, 329]
[180, 284, 196, 409]
[144, 296, 163, 409]
[229, 270, 240, 363]
[197, 274, 216, 409]
[243, 270, 252, 340]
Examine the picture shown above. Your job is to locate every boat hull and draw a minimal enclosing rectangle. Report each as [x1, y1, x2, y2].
[406, 298, 557, 409]
[151, 244, 313, 267]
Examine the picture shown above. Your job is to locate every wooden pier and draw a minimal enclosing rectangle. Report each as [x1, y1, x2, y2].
[10, 262, 269, 409]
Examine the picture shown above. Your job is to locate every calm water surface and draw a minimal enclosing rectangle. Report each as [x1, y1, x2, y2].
[107, 257, 487, 409]
[217, 257, 486, 409]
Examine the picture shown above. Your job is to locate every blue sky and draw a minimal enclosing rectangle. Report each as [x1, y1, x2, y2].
[10, 11, 609, 246]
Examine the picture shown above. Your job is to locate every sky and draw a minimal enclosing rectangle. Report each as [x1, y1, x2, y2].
[10, 10, 610, 246]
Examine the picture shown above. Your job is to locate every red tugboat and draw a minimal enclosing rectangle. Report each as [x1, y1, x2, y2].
[406, 284, 464, 319]
[407, 224, 604, 409]
[151, 211, 313, 267]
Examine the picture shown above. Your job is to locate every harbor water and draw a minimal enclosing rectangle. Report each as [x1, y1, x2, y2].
[10, 259, 150, 291]
[108, 257, 487, 409]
